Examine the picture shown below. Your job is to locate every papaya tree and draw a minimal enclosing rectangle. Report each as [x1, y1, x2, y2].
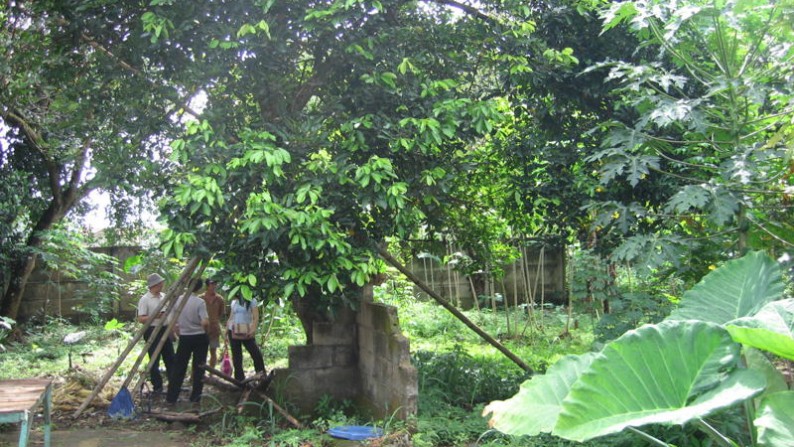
[583, 0, 794, 277]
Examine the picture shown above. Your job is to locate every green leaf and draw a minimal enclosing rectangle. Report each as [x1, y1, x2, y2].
[665, 184, 711, 213]
[726, 299, 794, 360]
[122, 254, 143, 274]
[483, 353, 597, 436]
[554, 320, 765, 442]
[667, 251, 784, 324]
[600, 2, 638, 34]
[104, 318, 125, 331]
[755, 391, 794, 447]
[743, 348, 789, 394]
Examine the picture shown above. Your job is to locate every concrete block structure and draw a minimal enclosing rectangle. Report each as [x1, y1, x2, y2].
[272, 293, 418, 421]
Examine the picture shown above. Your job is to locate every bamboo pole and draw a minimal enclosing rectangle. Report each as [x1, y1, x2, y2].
[377, 246, 533, 373]
[72, 256, 201, 418]
[446, 243, 454, 307]
[132, 262, 208, 395]
[124, 259, 200, 391]
[537, 246, 545, 328]
[501, 280, 511, 336]
[467, 275, 480, 311]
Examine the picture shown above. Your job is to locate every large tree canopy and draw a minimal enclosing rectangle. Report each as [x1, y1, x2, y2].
[134, 0, 576, 319]
[4, 0, 789, 325]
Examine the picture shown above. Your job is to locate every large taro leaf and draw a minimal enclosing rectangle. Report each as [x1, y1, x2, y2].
[754, 391, 794, 447]
[743, 348, 789, 395]
[553, 320, 766, 442]
[667, 251, 783, 324]
[726, 299, 794, 360]
[483, 353, 597, 436]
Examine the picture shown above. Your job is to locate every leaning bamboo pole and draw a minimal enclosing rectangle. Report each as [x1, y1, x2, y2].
[73, 256, 201, 418]
[123, 262, 197, 391]
[378, 246, 533, 374]
[131, 262, 207, 395]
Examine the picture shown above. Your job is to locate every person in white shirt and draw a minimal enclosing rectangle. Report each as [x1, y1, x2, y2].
[225, 296, 265, 381]
[166, 279, 209, 405]
[136, 273, 175, 394]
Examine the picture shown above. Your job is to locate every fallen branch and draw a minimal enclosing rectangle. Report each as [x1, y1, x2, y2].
[202, 365, 244, 388]
[153, 407, 221, 423]
[254, 390, 304, 429]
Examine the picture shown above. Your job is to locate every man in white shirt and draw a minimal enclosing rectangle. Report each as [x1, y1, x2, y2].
[166, 278, 210, 405]
[137, 273, 175, 394]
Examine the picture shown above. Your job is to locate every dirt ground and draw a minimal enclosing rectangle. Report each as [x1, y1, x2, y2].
[0, 426, 191, 447]
[0, 415, 197, 447]
[0, 384, 233, 447]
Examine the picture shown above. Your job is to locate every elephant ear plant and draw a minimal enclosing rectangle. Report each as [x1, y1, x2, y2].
[484, 251, 794, 446]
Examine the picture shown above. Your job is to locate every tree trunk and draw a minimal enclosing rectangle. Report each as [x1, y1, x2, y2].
[0, 197, 78, 319]
[0, 255, 38, 319]
[289, 286, 331, 345]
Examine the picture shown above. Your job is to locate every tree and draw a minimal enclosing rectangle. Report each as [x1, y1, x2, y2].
[584, 0, 794, 276]
[126, 0, 579, 335]
[0, 1, 182, 319]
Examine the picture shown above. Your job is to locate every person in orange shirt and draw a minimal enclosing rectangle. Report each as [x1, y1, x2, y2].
[202, 279, 226, 369]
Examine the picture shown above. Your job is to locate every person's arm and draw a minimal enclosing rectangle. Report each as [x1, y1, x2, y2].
[200, 300, 210, 332]
[250, 305, 259, 337]
[137, 297, 150, 324]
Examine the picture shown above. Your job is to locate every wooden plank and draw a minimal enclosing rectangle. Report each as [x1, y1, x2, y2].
[0, 379, 51, 414]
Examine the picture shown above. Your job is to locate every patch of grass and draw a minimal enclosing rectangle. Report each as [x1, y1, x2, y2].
[0, 317, 134, 381]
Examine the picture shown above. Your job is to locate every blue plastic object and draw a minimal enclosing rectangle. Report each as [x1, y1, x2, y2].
[108, 386, 135, 419]
[327, 425, 384, 441]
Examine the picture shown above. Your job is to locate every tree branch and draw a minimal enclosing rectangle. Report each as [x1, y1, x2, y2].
[429, 0, 498, 25]
[56, 17, 203, 119]
[3, 110, 63, 200]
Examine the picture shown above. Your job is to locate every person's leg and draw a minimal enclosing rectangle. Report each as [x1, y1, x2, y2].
[144, 327, 163, 391]
[208, 334, 219, 369]
[229, 330, 245, 381]
[242, 338, 266, 373]
[160, 331, 175, 381]
[166, 339, 190, 403]
[189, 334, 210, 402]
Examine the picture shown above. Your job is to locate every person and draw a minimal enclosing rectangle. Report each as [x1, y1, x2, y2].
[166, 279, 209, 405]
[202, 279, 226, 369]
[225, 295, 265, 382]
[137, 273, 175, 394]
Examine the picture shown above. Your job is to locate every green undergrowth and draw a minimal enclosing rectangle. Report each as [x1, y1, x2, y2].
[2, 293, 601, 446]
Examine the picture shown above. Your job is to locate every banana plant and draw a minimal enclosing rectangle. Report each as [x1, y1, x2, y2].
[484, 251, 794, 446]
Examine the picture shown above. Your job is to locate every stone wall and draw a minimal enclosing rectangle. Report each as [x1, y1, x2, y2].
[17, 246, 141, 322]
[272, 295, 417, 421]
[409, 244, 567, 307]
